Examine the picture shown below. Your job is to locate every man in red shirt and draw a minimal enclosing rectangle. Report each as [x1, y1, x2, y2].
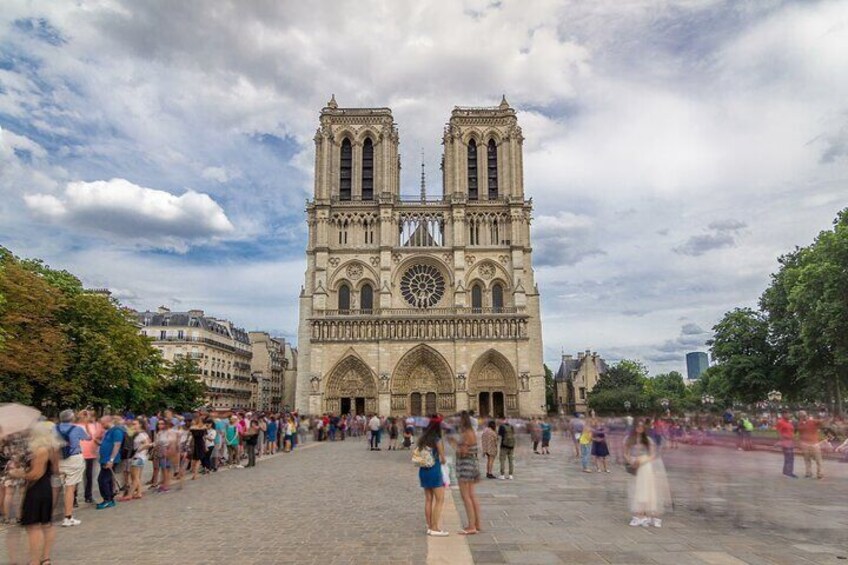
[775, 410, 797, 478]
[797, 411, 823, 479]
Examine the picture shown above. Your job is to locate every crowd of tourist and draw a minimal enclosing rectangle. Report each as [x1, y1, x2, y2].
[2, 403, 846, 561]
[0, 407, 309, 564]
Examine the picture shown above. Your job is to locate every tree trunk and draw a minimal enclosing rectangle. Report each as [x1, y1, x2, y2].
[835, 371, 844, 417]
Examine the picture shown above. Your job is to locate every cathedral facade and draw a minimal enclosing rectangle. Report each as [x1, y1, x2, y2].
[295, 96, 545, 417]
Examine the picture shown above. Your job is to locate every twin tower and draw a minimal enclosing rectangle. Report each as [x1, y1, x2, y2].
[295, 96, 545, 417]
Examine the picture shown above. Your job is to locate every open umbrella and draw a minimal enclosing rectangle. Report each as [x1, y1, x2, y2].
[0, 403, 42, 438]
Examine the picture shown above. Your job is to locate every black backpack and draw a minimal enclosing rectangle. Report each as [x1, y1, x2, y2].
[119, 427, 134, 460]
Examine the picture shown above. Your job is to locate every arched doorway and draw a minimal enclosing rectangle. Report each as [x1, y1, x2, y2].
[390, 345, 455, 416]
[468, 350, 519, 418]
[324, 355, 378, 415]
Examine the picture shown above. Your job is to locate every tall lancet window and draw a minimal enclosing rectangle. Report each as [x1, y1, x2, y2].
[338, 284, 351, 313]
[467, 140, 478, 200]
[340, 138, 352, 201]
[362, 138, 374, 201]
[487, 139, 498, 199]
[492, 283, 504, 312]
[471, 283, 483, 311]
[360, 283, 373, 313]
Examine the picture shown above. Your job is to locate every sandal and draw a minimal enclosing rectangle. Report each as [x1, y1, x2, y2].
[458, 529, 478, 535]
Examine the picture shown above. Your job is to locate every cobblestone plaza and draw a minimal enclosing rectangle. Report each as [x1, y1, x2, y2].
[14, 433, 847, 564]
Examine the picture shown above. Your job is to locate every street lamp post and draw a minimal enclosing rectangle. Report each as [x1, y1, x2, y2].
[766, 390, 782, 422]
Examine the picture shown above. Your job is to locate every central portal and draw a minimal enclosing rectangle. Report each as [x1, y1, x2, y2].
[390, 345, 456, 416]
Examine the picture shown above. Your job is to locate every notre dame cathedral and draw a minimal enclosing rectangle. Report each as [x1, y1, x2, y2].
[295, 96, 545, 417]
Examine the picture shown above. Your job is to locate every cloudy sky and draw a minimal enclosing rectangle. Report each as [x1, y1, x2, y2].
[1, 0, 846, 375]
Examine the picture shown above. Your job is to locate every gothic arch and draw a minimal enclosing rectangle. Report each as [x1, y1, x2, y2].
[483, 130, 504, 145]
[332, 128, 358, 145]
[324, 353, 379, 414]
[329, 260, 379, 291]
[355, 128, 381, 145]
[391, 345, 454, 394]
[390, 345, 456, 415]
[468, 349, 518, 394]
[465, 260, 511, 291]
[461, 129, 484, 146]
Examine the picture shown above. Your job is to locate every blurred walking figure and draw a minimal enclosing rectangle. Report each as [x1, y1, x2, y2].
[776, 410, 797, 478]
[497, 418, 516, 480]
[530, 418, 542, 454]
[797, 411, 823, 479]
[591, 420, 610, 472]
[570, 416, 584, 457]
[539, 418, 552, 455]
[624, 419, 671, 528]
[10, 422, 61, 565]
[481, 420, 498, 478]
[579, 421, 593, 473]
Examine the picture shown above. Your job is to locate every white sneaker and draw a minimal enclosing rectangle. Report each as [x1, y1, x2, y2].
[62, 517, 81, 527]
[429, 530, 449, 537]
[236, 464, 244, 469]
[498, 475, 506, 480]
[507, 475, 514, 480]
[652, 518, 662, 528]
[629, 516, 648, 527]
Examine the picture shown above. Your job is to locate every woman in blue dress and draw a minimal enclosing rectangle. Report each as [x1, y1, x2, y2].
[418, 418, 448, 537]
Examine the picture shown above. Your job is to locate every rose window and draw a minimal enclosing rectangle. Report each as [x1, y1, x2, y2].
[400, 264, 445, 308]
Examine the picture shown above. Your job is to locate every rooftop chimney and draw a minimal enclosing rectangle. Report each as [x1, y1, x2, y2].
[188, 309, 204, 318]
[157, 306, 170, 314]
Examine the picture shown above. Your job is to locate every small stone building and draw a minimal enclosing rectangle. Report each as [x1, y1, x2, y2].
[555, 350, 608, 415]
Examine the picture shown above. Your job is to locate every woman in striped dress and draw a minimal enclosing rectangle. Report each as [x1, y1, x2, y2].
[451, 411, 482, 535]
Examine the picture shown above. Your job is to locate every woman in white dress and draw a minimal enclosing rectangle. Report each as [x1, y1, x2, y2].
[624, 419, 671, 527]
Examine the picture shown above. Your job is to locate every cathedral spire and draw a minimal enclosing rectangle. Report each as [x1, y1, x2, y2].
[327, 94, 338, 109]
[420, 149, 426, 202]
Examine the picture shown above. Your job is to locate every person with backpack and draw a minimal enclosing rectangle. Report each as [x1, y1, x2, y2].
[55, 409, 89, 527]
[497, 418, 516, 480]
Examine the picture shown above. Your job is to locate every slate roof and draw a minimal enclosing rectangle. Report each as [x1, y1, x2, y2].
[555, 353, 608, 382]
[138, 310, 250, 345]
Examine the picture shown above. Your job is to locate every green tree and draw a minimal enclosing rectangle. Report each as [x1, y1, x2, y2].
[59, 292, 165, 412]
[0, 250, 69, 405]
[588, 359, 649, 414]
[707, 308, 775, 404]
[543, 363, 555, 412]
[160, 357, 207, 412]
[767, 209, 848, 414]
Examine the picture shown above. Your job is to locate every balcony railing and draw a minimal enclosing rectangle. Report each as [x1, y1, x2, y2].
[313, 306, 525, 318]
[325, 194, 516, 206]
[149, 335, 253, 358]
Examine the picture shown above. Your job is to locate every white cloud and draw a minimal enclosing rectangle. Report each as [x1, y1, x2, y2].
[2, 0, 847, 375]
[201, 166, 232, 183]
[24, 178, 234, 251]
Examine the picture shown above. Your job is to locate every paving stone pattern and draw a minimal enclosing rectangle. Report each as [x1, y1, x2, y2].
[30, 440, 429, 564]
[8, 432, 848, 564]
[457, 430, 848, 565]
